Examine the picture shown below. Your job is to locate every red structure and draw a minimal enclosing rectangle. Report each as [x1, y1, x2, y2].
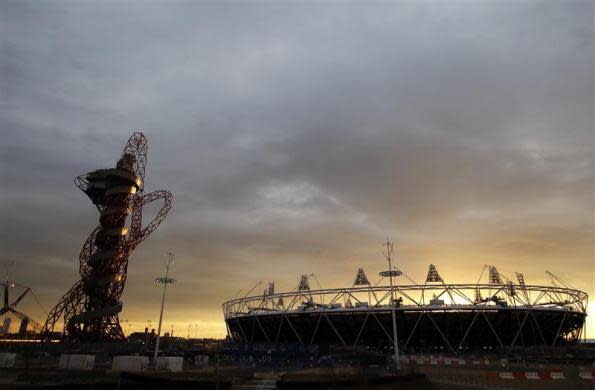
[42, 132, 173, 342]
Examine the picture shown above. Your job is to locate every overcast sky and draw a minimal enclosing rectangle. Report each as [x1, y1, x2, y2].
[1, 0, 593, 338]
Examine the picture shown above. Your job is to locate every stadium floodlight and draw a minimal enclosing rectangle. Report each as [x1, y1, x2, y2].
[379, 239, 401, 371]
[153, 252, 176, 364]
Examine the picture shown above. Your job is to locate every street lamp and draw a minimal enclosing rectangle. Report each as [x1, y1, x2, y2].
[379, 239, 401, 370]
[153, 252, 176, 363]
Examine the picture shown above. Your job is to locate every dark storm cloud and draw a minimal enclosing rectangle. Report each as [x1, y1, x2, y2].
[1, 1, 592, 335]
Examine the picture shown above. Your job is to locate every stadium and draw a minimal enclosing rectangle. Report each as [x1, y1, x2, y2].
[223, 251, 587, 353]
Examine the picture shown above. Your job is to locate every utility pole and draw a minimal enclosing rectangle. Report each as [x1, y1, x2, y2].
[379, 239, 401, 370]
[153, 252, 176, 364]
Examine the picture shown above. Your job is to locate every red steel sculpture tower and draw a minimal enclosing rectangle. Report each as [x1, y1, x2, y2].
[42, 132, 173, 342]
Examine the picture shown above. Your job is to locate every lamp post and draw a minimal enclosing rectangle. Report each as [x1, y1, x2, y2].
[379, 239, 401, 370]
[153, 252, 176, 364]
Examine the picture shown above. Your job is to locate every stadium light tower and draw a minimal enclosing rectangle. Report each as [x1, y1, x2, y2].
[153, 252, 176, 363]
[379, 239, 402, 370]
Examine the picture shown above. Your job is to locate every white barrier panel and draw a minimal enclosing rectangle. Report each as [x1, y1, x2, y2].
[496, 371, 572, 380]
[156, 357, 183, 372]
[69, 355, 95, 371]
[579, 371, 595, 379]
[550, 371, 565, 380]
[112, 356, 149, 372]
[59, 354, 95, 370]
[499, 372, 514, 379]
[525, 372, 540, 380]
[0, 353, 16, 368]
[410, 355, 489, 367]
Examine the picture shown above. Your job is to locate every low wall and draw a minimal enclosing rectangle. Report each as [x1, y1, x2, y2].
[413, 364, 595, 390]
